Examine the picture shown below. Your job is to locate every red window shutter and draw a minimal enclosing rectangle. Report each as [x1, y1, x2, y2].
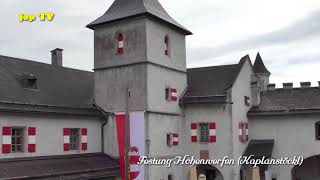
[63, 128, 70, 151]
[81, 128, 88, 151]
[170, 88, 177, 101]
[191, 123, 197, 143]
[245, 123, 249, 141]
[118, 34, 124, 54]
[2, 126, 11, 154]
[172, 133, 179, 146]
[239, 123, 244, 142]
[28, 127, 36, 153]
[209, 123, 216, 143]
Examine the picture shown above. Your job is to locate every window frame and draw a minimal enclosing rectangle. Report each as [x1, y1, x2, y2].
[69, 128, 80, 150]
[198, 123, 210, 143]
[164, 35, 170, 56]
[11, 127, 25, 153]
[315, 121, 320, 140]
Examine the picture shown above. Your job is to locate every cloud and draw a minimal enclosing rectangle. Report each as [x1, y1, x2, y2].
[187, 9, 320, 63]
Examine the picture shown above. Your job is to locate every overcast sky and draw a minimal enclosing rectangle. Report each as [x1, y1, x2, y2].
[1, 0, 320, 87]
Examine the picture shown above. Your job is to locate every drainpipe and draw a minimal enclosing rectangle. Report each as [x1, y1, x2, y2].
[94, 102, 111, 153]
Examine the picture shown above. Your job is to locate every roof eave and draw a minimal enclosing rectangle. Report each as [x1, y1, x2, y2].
[86, 12, 192, 35]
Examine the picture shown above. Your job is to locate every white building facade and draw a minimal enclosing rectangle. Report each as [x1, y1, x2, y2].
[0, 0, 319, 180]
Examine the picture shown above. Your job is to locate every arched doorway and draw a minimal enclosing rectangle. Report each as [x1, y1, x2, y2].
[197, 164, 224, 180]
[292, 155, 320, 180]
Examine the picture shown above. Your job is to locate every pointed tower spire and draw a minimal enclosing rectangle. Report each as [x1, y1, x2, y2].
[253, 52, 270, 75]
[87, 0, 192, 35]
[253, 52, 271, 92]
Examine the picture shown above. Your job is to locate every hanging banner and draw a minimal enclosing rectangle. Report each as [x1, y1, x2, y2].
[116, 111, 145, 180]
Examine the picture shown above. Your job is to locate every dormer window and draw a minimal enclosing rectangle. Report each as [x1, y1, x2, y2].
[18, 73, 38, 90]
[164, 35, 169, 56]
[117, 33, 124, 54]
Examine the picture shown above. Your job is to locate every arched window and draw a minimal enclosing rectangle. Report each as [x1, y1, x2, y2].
[117, 33, 124, 54]
[164, 35, 169, 56]
[315, 121, 320, 140]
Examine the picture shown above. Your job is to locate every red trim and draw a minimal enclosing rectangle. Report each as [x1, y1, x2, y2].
[28, 127, 36, 136]
[28, 144, 36, 153]
[64, 143, 70, 151]
[191, 123, 197, 129]
[172, 133, 179, 145]
[245, 123, 249, 141]
[2, 127, 11, 135]
[209, 123, 216, 142]
[209, 123, 216, 129]
[171, 88, 177, 101]
[82, 143, 88, 151]
[210, 136, 216, 143]
[63, 128, 70, 136]
[239, 123, 244, 142]
[81, 128, 87, 136]
[191, 123, 197, 143]
[2, 144, 11, 154]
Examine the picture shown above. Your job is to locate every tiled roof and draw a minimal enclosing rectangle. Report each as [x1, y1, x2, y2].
[180, 56, 249, 104]
[87, 0, 192, 35]
[0, 153, 120, 179]
[0, 55, 99, 115]
[253, 52, 270, 75]
[249, 87, 320, 115]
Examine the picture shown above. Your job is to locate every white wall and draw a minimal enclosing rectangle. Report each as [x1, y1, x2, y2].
[249, 114, 320, 180]
[0, 113, 102, 159]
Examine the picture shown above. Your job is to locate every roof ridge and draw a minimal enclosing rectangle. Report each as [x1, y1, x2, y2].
[0, 55, 93, 73]
[187, 63, 238, 70]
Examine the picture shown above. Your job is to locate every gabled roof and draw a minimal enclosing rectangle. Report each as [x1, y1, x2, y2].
[0, 153, 120, 179]
[249, 87, 320, 116]
[180, 55, 250, 104]
[0, 55, 99, 115]
[87, 0, 192, 35]
[253, 52, 270, 75]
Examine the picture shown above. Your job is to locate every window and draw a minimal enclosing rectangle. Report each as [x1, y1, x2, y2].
[199, 123, 209, 143]
[165, 87, 177, 101]
[168, 174, 173, 180]
[164, 35, 169, 56]
[167, 133, 172, 146]
[11, 127, 24, 153]
[315, 121, 320, 140]
[117, 33, 124, 54]
[244, 96, 250, 106]
[70, 128, 80, 150]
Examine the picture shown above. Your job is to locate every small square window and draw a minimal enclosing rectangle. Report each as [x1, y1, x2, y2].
[70, 128, 80, 150]
[11, 127, 24, 153]
[199, 123, 209, 143]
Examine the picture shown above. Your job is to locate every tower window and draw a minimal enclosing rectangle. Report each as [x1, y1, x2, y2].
[164, 35, 169, 56]
[315, 121, 320, 140]
[117, 33, 124, 54]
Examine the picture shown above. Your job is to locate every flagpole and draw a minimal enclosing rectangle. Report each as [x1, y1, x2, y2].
[125, 87, 130, 180]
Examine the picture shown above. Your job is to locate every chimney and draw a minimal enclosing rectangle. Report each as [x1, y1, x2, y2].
[267, 84, 276, 91]
[283, 83, 293, 89]
[51, 48, 63, 67]
[300, 82, 311, 88]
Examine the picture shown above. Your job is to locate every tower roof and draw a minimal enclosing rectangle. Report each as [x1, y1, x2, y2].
[253, 52, 271, 75]
[87, 0, 192, 35]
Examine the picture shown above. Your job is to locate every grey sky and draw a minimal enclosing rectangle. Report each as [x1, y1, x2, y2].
[0, 0, 320, 87]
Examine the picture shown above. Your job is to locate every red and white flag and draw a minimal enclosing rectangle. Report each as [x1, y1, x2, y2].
[116, 111, 145, 180]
